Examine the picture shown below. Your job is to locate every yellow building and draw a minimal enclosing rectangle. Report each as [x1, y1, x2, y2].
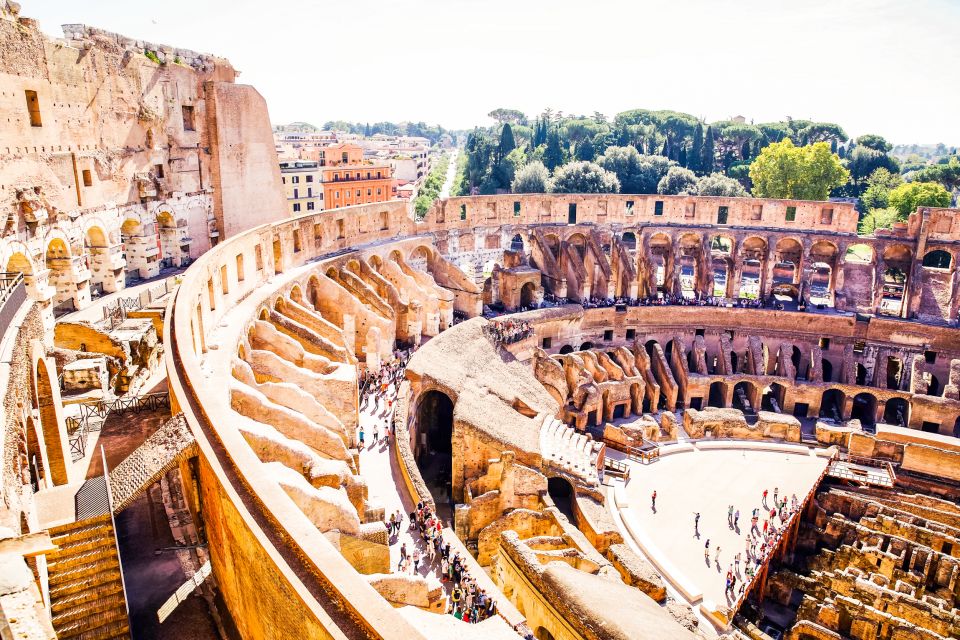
[279, 160, 323, 215]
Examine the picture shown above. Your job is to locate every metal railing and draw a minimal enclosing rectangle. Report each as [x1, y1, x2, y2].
[66, 392, 171, 445]
[0, 273, 27, 338]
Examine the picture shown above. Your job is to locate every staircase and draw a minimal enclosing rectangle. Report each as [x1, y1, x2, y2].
[539, 414, 601, 484]
[46, 514, 130, 640]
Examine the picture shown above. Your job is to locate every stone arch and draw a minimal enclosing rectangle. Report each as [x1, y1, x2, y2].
[510, 233, 525, 253]
[809, 240, 839, 305]
[580, 341, 594, 351]
[621, 231, 637, 252]
[547, 476, 575, 522]
[855, 362, 868, 386]
[880, 244, 911, 316]
[45, 234, 76, 310]
[289, 284, 304, 304]
[559, 345, 574, 354]
[368, 254, 383, 272]
[882, 397, 909, 427]
[307, 275, 322, 310]
[408, 245, 432, 271]
[566, 232, 587, 260]
[646, 233, 672, 296]
[6, 250, 34, 275]
[922, 249, 952, 270]
[543, 233, 561, 261]
[708, 381, 726, 408]
[851, 392, 877, 426]
[844, 243, 873, 264]
[520, 281, 537, 308]
[414, 390, 455, 505]
[819, 388, 844, 421]
[822, 359, 833, 383]
[732, 380, 755, 413]
[773, 237, 802, 287]
[761, 382, 787, 412]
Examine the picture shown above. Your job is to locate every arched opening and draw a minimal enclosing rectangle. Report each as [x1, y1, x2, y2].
[732, 381, 754, 414]
[708, 381, 726, 408]
[547, 477, 575, 523]
[510, 233, 525, 253]
[544, 234, 561, 261]
[7, 252, 33, 276]
[886, 356, 903, 390]
[622, 232, 637, 252]
[368, 254, 383, 272]
[882, 398, 909, 427]
[566, 233, 587, 260]
[559, 345, 574, 355]
[156, 211, 181, 268]
[844, 243, 873, 264]
[739, 236, 766, 299]
[880, 245, 911, 316]
[851, 393, 877, 426]
[822, 359, 833, 383]
[922, 249, 952, 270]
[644, 339, 658, 357]
[819, 389, 844, 421]
[730, 351, 739, 374]
[855, 363, 868, 386]
[415, 391, 454, 509]
[535, 627, 557, 640]
[711, 256, 730, 298]
[678, 254, 697, 299]
[924, 372, 941, 397]
[808, 261, 833, 307]
[761, 383, 786, 413]
[409, 245, 431, 271]
[791, 346, 801, 375]
[580, 341, 594, 351]
[954, 416, 960, 438]
[520, 281, 537, 308]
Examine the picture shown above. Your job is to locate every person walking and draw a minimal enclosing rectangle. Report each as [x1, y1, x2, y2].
[651, 490, 657, 511]
[694, 512, 700, 536]
[773, 487, 779, 505]
[412, 548, 421, 573]
[704, 539, 710, 561]
[398, 543, 407, 572]
[728, 505, 734, 528]
[359, 426, 365, 448]
[715, 545, 721, 564]
[734, 509, 740, 530]
[762, 488, 768, 507]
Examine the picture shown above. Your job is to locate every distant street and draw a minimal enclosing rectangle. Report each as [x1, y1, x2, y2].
[439, 148, 459, 198]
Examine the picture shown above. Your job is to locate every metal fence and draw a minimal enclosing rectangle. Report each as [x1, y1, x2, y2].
[66, 392, 171, 461]
[0, 273, 26, 337]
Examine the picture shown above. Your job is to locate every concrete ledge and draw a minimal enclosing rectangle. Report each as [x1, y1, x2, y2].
[610, 489, 703, 604]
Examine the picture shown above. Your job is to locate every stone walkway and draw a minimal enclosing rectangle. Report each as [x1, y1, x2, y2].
[355, 380, 522, 635]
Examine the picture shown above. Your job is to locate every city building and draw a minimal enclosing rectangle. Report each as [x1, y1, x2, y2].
[320, 143, 395, 209]
[279, 161, 324, 215]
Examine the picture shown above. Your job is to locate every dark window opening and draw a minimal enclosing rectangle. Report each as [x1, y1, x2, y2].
[603, 329, 614, 341]
[182, 105, 196, 131]
[626, 329, 636, 340]
[542, 337, 552, 349]
[717, 206, 729, 225]
[25, 90, 41, 127]
[924, 350, 937, 364]
[654, 200, 664, 216]
[568, 203, 577, 224]
[785, 206, 797, 222]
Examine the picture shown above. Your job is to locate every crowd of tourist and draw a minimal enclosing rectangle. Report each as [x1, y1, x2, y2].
[691, 487, 803, 604]
[357, 348, 501, 624]
[486, 292, 800, 316]
[483, 319, 534, 345]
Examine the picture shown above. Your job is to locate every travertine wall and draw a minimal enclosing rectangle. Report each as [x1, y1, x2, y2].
[0, 4, 283, 326]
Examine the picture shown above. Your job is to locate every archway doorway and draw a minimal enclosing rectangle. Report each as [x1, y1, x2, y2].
[559, 345, 573, 355]
[415, 391, 454, 514]
[547, 477, 575, 523]
[819, 389, 844, 421]
[520, 282, 537, 308]
[851, 393, 877, 427]
[708, 381, 725, 408]
[882, 398, 908, 427]
[732, 381, 754, 414]
[761, 383, 786, 412]
[580, 341, 594, 351]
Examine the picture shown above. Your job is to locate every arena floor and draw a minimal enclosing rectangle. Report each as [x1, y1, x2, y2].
[609, 445, 829, 611]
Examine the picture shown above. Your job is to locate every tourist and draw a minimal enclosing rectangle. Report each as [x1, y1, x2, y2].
[762, 488, 768, 507]
[715, 545, 721, 564]
[651, 490, 657, 511]
[704, 539, 710, 560]
[398, 543, 407, 572]
[359, 426, 365, 447]
[412, 548, 421, 573]
[734, 509, 740, 530]
[734, 553, 741, 573]
[693, 512, 700, 535]
[773, 487, 779, 505]
[728, 504, 734, 528]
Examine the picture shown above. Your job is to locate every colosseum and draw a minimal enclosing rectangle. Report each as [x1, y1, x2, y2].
[0, 5, 958, 640]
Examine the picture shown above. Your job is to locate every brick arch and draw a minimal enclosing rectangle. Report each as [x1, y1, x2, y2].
[31, 342, 72, 486]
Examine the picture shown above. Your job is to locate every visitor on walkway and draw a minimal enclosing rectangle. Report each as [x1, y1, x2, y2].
[704, 539, 710, 560]
[651, 490, 657, 511]
[693, 512, 700, 536]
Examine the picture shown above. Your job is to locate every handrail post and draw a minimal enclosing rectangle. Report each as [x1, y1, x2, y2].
[100, 445, 133, 634]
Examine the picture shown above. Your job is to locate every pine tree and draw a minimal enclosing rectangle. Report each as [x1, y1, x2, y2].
[701, 126, 715, 173]
[830, 138, 838, 154]
[678, 145, 687, 168]
[838, 145, 846, 159]
[660, 139, 669, 158]
[689, 123, 703, 173]
[740, 140, 751, 160]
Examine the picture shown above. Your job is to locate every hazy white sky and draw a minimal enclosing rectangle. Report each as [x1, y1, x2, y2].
[28, 0, 960, 144]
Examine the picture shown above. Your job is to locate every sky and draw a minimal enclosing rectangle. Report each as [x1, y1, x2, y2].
[27, 0, 960, 145]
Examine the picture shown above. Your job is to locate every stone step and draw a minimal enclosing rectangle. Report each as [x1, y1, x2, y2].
[49, 567, 123, 601]
[55, 607, 129, 640]
[52, 591, 126, 628]
[51, 533, 116, 558]
[52, 580, 124, 615]
[48, 553, 120, 588]
[49, 515, 113, 543]
[49, 544, 118, 576]
[52, 522, 114, 551]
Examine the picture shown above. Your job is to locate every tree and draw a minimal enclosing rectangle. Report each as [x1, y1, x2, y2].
[497, 123, 516, 161]
[858, 207, 901, 234]
[797, 122, 847, 146]
[748, 138, 849, 200]
[689, 122, 703, 173]
[847, 145, 899, 193]
[914, 158, 960, 191]
[694, 172, 748, 197]
[575, 138, 596, 161]
[550, 161, 620, 193]
[511, 161, 550, 193]
[860, 168, 903, 211]
[855, 134, 892, 153]
[888, 181, 952, 217]
[701, 126, 715, 173]
[544, 128, 566, 171]
[657, 166, 697, 195]
[488, 108, 527, 125]
[598, 146, 674, 193]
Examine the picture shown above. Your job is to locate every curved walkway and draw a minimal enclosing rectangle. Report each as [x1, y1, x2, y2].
[355, 380, 522, 637]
